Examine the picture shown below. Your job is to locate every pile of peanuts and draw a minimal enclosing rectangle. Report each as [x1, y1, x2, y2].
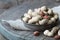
[22, 6, 58, 25]
[33, 26, 60, 39]
[44, 26, 60, 39]
[22, 6, 59, 39]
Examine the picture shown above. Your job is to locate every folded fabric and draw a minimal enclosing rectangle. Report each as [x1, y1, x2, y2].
[2, 19, 31, 30]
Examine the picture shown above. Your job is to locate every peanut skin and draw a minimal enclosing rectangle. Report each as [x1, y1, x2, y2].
[33, 31, 40, 36]
[54, 35, 60, 39]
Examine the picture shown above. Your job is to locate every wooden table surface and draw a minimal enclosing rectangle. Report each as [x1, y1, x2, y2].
[0, 0, 60, 40]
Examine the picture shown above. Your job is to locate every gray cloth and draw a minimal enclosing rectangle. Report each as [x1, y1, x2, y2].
[1, 6, 60, 31]
[2, 19, 31, 30]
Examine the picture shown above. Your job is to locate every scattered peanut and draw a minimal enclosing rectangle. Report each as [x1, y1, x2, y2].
[43, 30, 53, 36]
[43, 27, 59, 37]
[51, 27, 59, 33]
[43, 30, 50, 36]
[54, 35, 60, 39]
[33, 31, 40, 36]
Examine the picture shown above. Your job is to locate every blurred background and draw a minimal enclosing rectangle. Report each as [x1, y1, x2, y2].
[0, 0, 60, 40]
